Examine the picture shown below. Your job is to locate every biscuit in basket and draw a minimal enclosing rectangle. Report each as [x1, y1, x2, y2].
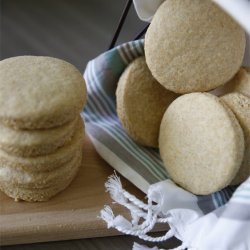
[0, 56, 87, 129]
[0, 117, 79, 157]
[159, 93, 245, 195]
[116, 57, 178, 147]
[221, 93, 250, 185]
[145, 0, 246, 94]
[210, 67, 250, 97]
[0, 118, 84, 172]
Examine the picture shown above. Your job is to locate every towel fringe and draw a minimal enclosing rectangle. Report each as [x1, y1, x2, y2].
[100, 172, 176, 242]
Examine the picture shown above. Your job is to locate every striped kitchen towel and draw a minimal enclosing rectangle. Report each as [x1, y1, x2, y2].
[82, 40, 250, 249]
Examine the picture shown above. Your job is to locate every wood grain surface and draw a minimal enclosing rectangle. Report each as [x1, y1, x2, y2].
[0, 135, 147, 246]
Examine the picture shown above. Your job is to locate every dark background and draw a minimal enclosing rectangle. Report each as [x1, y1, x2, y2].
[1, 0, 146, 71]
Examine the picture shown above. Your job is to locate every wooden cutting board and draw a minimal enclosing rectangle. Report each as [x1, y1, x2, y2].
[0, 135, 146, 246]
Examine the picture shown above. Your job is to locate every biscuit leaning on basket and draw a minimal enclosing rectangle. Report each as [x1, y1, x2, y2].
[116, 57, 178, 147]
[221, 93, 250, 185]
[145, 0, 246, 94]
[159, 93, 245, 195]
[0, 56, 87, 202]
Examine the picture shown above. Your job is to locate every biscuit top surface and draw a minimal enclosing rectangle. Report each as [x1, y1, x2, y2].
[159, 93, 244, 194]
[0, 56, 87, 129]
[145, 0, 246, 93]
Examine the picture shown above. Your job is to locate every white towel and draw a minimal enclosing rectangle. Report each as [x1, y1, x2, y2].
[133, 0, 250, 32]
[101, 174, 250, 250]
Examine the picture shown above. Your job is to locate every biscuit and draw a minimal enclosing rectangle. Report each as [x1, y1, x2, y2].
[145, 0, 246, 94]
[0, 117, 79, 157]
[0, 119, 84, 172]
[159, 93, 245, 195]
[0, 151, 82, 202]
[116, 57, 178, 147]
[0, 56, 87, 129]
[0, 141, 83, 189]
[221, 93, 250, 185]
[210, 67, 250, 97]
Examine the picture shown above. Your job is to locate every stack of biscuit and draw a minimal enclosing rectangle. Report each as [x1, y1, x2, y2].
[0, 56, 87, 202]
[116, 0, 250, 195]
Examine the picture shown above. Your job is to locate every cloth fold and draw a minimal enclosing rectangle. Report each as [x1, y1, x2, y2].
[133, 0, 164, 22]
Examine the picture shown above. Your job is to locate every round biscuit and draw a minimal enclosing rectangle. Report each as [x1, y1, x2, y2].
[0, 56, 87, 129]
[145, 0, 246, 93]
[221, 92, 250, 185]
[159, 93, 245, 195]
[0, 116, 79, 157]
[210, 67, 250, 97]
[0, 140, 83, 189]
[0, 151, 82, 202]
[0, 119, 84, 172]
[116, 57, 178, 147]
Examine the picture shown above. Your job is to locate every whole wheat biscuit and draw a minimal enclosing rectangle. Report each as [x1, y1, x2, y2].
[0, 178, 75, 202]
[145, 0, 246, 94]
[0, 119, 84, 172]
[0, 150, 82, 202]
[210, 67, 250, 97]
[0, 117, 79, 157]
[159, 93, 245, 195]
[116, 57, 178, 147]
[0, 141, 83, 189]
[221, 93, 250, 185]
[0, 56, 87, 129]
